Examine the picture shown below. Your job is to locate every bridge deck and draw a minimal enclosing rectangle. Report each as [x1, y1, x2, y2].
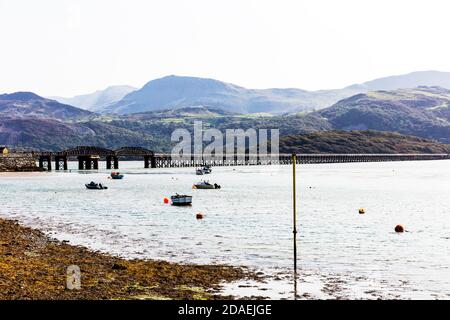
[17, 148, 450, 171]
[152, 153, 450, 168]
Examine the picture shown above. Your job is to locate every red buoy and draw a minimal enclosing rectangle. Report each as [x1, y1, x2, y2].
[395, 225, 404, 233]
[163, 197, 169, 204]
[196, 213, 204, 220]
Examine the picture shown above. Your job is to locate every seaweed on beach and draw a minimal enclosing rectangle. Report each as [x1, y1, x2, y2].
[0, 218, 258, 300]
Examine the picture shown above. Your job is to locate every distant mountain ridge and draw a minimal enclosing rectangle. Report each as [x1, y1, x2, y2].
[99, 71, 450, 115]
[103, 75, 362, 115]
[361, 71, 450, 91]
[50, 85, 136, 112]
[3, 72, 450, 151]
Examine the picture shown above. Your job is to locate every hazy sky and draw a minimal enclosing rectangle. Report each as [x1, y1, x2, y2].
[1, 0, 450, 97]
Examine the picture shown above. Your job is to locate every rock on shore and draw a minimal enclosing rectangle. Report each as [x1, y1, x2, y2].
[0, 153, 37, 172]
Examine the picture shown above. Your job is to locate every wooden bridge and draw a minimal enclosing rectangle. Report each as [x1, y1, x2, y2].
[30, 146, 450, 171]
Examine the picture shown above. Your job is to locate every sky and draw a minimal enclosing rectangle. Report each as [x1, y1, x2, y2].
[1, 0, 450, 97]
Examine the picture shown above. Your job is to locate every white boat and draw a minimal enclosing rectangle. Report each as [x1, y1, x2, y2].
[171, 194, 193, 206]
[203, 165, 212, 173]
[193, 181, 221, 189]
[196, 165, 212, 175]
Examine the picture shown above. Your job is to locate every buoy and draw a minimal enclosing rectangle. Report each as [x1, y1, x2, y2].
[163, 197, 169, 204]
[196, 213, 204, 220]
[359, 208, 365, 214]
[395, 225, 404, 233]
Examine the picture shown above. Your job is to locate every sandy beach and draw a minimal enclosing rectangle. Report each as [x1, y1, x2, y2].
[0, 217, 260, 300]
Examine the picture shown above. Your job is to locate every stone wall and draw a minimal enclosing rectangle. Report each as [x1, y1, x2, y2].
[0, 153, 38, 172]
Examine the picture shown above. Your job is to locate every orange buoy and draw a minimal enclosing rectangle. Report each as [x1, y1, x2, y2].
[395, 224, 404, 233]
[359, 208, 365, 214]
[163, 197, 170, 204]
[196, 213, 204, 220]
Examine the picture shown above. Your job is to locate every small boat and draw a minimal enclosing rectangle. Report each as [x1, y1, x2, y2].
[85, 181, 108, 190]
[110, 172, 124, 179]
[193, 181, 221, 189]
[196, 165, 212, 175]
[171, 194, 192, 206]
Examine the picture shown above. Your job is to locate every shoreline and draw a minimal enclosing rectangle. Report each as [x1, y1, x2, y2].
[0, 217, 260, 300]
[0, 172, 47, 177]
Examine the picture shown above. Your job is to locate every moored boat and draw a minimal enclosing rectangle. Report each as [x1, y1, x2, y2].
[85, 181, 108, 190]
[110, 172, 124, 179]
[196, 165, 212, 175]
[193, 181, 221, 189]
[203, 165, 212, 174]
[171, 194, 192, 206]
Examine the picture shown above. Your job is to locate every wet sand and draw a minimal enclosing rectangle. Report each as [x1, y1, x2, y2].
[0, 217, 259, 300]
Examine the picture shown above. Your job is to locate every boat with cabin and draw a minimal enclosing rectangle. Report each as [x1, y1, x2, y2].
[196, 165, 212, 175]
[193, 180, 221, 189]
[171, 194, 193, 206]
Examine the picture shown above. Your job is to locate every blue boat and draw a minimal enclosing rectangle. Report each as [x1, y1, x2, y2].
[110, 172, 124, 180]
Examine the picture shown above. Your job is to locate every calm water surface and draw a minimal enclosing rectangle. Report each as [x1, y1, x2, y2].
[1, 160, 449, 299]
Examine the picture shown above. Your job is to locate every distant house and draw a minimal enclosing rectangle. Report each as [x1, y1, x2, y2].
[0, 147, 9, 155]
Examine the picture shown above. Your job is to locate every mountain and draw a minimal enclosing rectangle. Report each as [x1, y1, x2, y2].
[50, 85, 136, 112]
[318, 86, 450, 143]
[0, 117, 159, 151]
[0, 92, 93, 121]
[97, 71, 450, 115]
[3, 86, 450, 152]
[280, 130, 450, 154]
[0, 91, 330, 152]
[104, 75, 362, 115]
[361, 71, 450, 91]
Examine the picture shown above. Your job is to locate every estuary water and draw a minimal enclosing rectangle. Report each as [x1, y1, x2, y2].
[1, 160, 449, 299]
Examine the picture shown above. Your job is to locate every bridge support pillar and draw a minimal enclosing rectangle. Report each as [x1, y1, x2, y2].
[78, 156, 99, 170]
[106, 156, 118, 169]
[85, 157, 92, 170]
[151, 156, 156, 168]
[106, 156, 119, 169]
[78, 156, 85, 170]
[55, 156, 68, 171]
[106, 156, 112, 170]
[144, 156, 150, 169]
[38, 156, 52, 171]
